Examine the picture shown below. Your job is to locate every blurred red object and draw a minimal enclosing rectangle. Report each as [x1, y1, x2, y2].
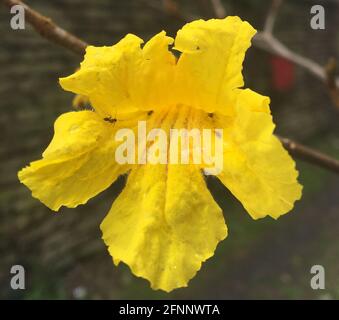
[270, 55, 295, 91]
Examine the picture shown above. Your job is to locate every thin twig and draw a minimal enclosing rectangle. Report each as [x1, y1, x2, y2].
[263, 0, 283, 35]
[2, 0, 339, 174]
[211, 0, 339, 99]
[278, 136, 339, 174]
[325, 58, 339, 109]
[210, 0, 226, 18]
[2, 0, 88, 55]
[253, 32, 326, 82]
[209, 0, 336, 85]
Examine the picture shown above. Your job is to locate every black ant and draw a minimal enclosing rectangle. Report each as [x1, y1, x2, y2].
[104, 116, 117, 124]
[104, 108, 118, 125]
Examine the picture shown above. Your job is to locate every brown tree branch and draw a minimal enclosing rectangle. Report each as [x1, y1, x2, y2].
[2, 0, 88, 55]
[263, 0, 283, 35]
[211, 0, 337, 86]
[253, 32, 327, 82]
[325, 58, 339, 109]
[2, 0, 339, 174]
[278, 136, 339, 174]
[210, 0, 226, 18]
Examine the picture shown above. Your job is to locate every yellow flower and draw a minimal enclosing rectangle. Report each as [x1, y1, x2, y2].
[18, 17, 302, 292]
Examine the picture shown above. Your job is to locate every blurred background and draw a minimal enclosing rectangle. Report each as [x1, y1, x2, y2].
[0, 0, 338, 299]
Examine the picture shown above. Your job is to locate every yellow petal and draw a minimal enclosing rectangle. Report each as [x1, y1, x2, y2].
[100, 164, 227, 292]
[18, 111, 129, 211]
[174, 16, 256, 114]
[217, 91, 302, 219]
[60, 32, 176, 117]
